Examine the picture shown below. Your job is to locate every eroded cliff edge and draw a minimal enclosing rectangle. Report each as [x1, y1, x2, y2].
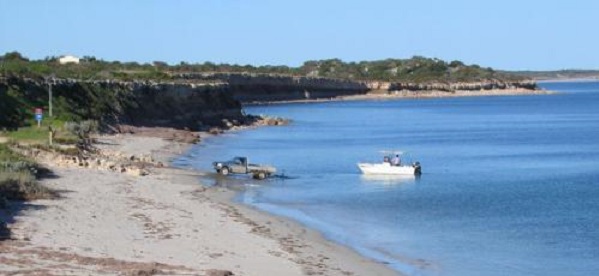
[1, 73, 539, 131]
[1, 75, 247, 131]
[174, 73, 539, 102]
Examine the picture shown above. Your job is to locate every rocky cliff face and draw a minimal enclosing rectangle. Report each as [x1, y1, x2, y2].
[86, 80, 244, 130]
[0, 76, 246, 131]
[388, 80, 537, 92]
[175, 73, 373, 101]
[2, 73, 539, 130]
[174, 73, 538, 102]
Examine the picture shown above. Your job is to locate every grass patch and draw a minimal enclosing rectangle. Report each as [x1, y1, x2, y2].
[4, 126, 49, 142]
[2, 118, 77, 144]
[0, 143, 32, 163]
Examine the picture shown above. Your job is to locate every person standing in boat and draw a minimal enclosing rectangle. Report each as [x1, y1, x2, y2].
[391, 154, 401, 166]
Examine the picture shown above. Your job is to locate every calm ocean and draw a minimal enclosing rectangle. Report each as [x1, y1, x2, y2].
[174, 81, 599, 276]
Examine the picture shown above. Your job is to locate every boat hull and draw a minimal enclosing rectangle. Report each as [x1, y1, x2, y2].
[358, 162, 420, 175]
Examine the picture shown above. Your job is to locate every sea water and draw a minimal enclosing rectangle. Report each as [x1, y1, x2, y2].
[173, 81, 599, 276]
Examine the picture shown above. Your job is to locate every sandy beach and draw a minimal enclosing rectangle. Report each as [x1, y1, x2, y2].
[342, 88, 554, 100]
[0, 134, 398, 275]
[246, 88, 554, 105]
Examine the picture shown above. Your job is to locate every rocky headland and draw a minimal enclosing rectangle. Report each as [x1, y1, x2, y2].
[172, 72, 541, 103]
[2, 73, 541, 129]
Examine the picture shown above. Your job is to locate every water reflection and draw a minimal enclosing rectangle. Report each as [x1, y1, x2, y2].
[359, 174, 420, 185]
[202, 174, 250, 189]
[203, 174, 282, 190]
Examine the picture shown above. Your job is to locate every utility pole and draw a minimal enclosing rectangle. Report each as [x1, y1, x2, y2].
[48, 74, 55, 117]
[48, 80, 52, 117]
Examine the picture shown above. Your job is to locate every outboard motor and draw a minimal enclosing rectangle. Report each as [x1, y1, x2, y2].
[413, 161, 422, 175]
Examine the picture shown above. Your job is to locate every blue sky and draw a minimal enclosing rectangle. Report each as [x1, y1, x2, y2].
[1, 0, 598, 70]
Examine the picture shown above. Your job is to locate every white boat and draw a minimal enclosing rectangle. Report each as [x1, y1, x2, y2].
[357, 151, 422, 175]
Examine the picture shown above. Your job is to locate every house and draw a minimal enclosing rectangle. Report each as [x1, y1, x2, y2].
[58, 55, 80, 64]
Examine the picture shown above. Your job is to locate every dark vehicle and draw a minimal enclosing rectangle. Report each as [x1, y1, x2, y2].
[213, 157, 277, 180]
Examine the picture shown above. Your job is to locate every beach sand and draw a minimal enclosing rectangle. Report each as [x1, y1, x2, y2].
[246, 88, 554, 106]
[0, 134, 398, 275]
[342, 88, 554, 100]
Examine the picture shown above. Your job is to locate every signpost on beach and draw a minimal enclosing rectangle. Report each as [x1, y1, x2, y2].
[35, 108, 43, 127]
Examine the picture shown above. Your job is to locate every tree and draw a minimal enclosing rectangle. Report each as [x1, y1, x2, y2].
[449, 60, 465, 67]
[1, 51, 29, 62]
[81, 56, 97, 63]
[152, 61, 168, 68]
[65, 120, 98, 153]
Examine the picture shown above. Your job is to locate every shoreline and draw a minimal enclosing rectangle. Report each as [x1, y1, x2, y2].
[208, 183, 403, 276]
[244, 88, 554, 106]
[534, 78, 599, 83]
[0, 133, 399, 275]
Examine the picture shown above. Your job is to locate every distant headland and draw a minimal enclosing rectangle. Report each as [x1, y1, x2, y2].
[505, 69, 599, 81]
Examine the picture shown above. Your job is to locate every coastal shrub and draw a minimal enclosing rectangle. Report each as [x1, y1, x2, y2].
[65, 120, 98, 152]
[0, 82, 28, 130]
[0, 144, 56, 201]
[0, 143, 56, 241]
[0, 169, 56, 201]
[0, 143, 30, 163]
[1, 51, 525, 83]
[1, 171, 33, 197]
[0, 160, 38, 174]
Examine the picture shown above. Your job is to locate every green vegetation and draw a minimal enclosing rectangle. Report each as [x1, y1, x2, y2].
[64, 120, 98, 152]
[0, 142, 32, 163]
[1, 51, 524, 83]
[0, 71, 135, 134]
[0, 143, 56, 202]
[0, 142, 56, 239]
[3, 118, 75, 143]
[298, 57, 522, 82]
[3, 125, 49, 142]
[1, 51, 529, 138]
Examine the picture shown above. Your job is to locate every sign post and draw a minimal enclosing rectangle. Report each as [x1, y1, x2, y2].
[35, 108, 43, 128]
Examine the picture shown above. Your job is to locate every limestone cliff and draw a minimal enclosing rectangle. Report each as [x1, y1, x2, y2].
[173, 73, 538, 102]
[175, 73, 373, 101]
[1, 73, 539, 131]
[388, 80, 537, 92]
[0, 75, 245, 131]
